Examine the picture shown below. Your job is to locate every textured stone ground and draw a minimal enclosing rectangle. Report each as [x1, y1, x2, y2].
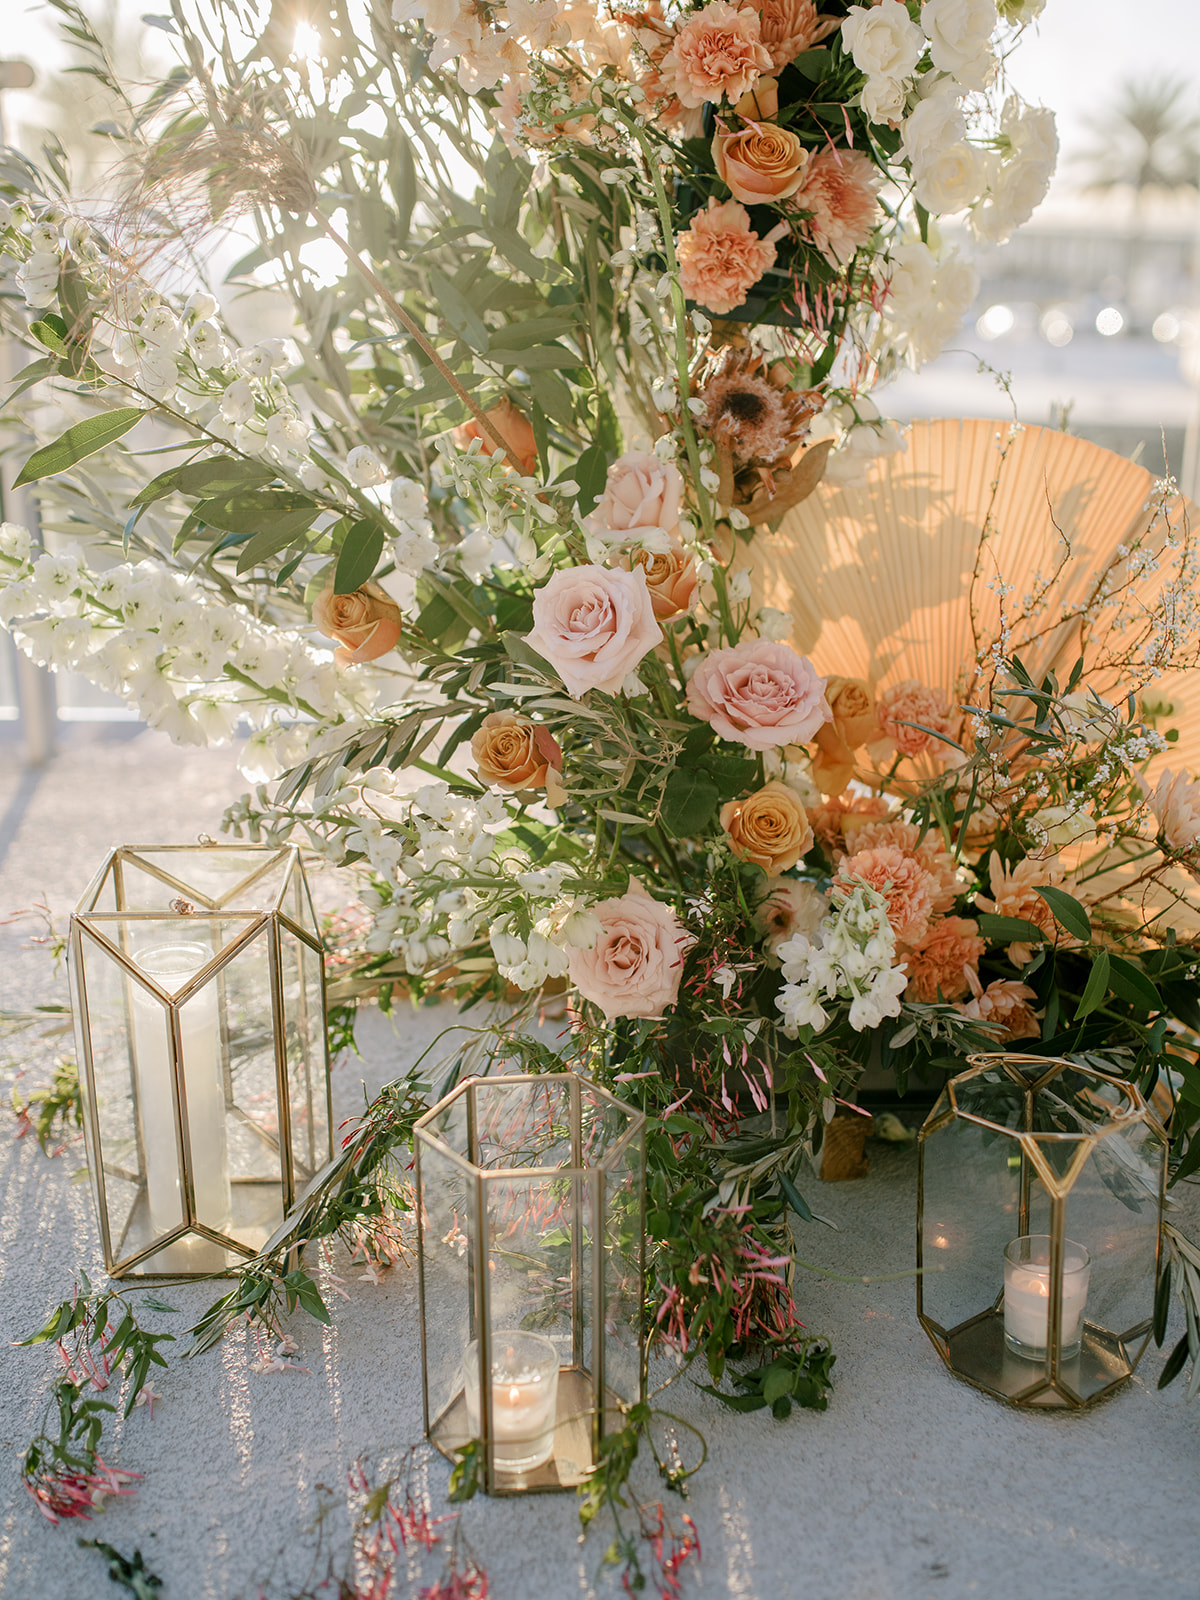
[0, 727, 1196, 1600]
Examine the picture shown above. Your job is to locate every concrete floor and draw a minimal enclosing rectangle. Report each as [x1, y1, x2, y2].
[0, 727, 1196, 1600]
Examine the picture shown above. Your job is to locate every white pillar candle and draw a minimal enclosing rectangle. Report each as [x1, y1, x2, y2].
[1003, 1235, 1090, 1360]
[131, 940, 232, 1239]
[464, 1329, 560, 1474]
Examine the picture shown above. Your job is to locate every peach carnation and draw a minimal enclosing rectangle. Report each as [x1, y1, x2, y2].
[686, 637, 831, 750]
[876, 678, 961, 761]
[749, 0, 841, 69]
[836, 844, 939, 944]
[660, 0, 772, 109]
[676, 198, 779, 316]
[849, 819, 960, 913]
[903, 916, 985, 1002]
[958, 970, 1042, 1041]
[792, 147, 882, 265]
[974, 855, 1065, 967]
[811, 791, 893, 851]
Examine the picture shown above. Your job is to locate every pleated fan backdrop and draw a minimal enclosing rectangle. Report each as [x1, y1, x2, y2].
[748, 418, 1200, 776]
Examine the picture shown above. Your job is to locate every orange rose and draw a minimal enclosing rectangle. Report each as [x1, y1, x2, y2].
[720, 780, 814, 874]
[453, 396, 538, 476]
[813, 676, 878, 794]
[713, 123, 808, 206]
[734, 76, 779, 120]
[629, 544, 699, 619]
[312, 581, 402, 666]
[471, 711, 563, 795]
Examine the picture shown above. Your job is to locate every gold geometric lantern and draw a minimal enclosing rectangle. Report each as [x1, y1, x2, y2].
[917, 1054, 1167, 1408]
[68, 843, 331, 1278]
[414, 1072, 646, 1495]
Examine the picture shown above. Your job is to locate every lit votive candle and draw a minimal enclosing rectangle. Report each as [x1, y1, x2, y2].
[1003, 1235, 1090, 1361]
[464, 1329, 560, 1474]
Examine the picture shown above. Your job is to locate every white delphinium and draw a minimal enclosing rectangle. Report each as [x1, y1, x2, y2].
[186, 322, 229, 368]
[776, 882, 908, 1035]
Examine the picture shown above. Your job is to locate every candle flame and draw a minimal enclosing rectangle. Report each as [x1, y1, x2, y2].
[508, 1385, 521, 1406]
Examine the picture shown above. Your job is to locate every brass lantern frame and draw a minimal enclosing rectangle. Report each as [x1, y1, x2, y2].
[69, 843, 332, 1279]
[916, 1053, 1168, 1409]
[414, 1071, 648, 1496]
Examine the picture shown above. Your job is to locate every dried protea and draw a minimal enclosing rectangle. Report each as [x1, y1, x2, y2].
[698, 348, 827, 522]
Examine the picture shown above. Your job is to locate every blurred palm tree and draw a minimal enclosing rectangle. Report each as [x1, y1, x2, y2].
[1077, 77, 1200, 200]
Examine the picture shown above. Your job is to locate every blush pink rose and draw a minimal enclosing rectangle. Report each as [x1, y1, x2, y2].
[584, 452, 683, 552]
[660, 0, 773, 109]
[524, 564, 663, 697]
[686, 638, 831, 750]
[568, 877, 691, 1020]
[676, 198, 779, 316]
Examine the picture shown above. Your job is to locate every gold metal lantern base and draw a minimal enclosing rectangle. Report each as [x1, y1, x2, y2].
[430, 1366, 606, 1491]
[925, 1307, 1139, 1409]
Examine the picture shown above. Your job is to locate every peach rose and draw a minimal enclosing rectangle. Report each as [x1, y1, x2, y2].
[713, 123, 809, 206]
[676, 197, 779, 316]
[876, 678, 961, 761]
[836, 844, 939, 944]
[1143, 768, 1200, 853]
[524, 564, 663, 697]
[812, 676, 878, 794]
[453, 396, 538, 476]
[686, 637, 831, 750]
[568, 876, 691, 1020]
[734, 76, 780, 119]
[312, 581, 402, 666]
[628, 544, 698, 620]
[749, 0, 841, 70]
[660, 0, 772, 109]
[721, 781, 814, 874]
[754, 877, 827, 953]
[903, 916, 985, 1003]
[584, 452, 682, 553]
[792, 147, 881, 265]
[471, 711, 564, 795]
[958, 971, 1042, 1042]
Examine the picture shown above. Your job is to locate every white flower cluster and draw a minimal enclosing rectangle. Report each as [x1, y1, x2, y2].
[0, 199, 99, 310]
[902, 87, 1056, 240]
[879, 235, 980, 369]
[435, 437, 557, 582]
[775, 882, 908, 1035]
[0, 529, 372, 770]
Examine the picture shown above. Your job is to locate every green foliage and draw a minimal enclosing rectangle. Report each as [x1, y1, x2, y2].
[77, 1541, 163, 1599]
[14, 408, 144, 486]
[698, 1339, 836, 1419]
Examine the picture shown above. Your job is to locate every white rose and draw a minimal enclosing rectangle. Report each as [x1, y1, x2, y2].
[921, 0, 997, 80]
[900, 80, 966, 164]
[913, 141, 990, 213]
[1031, 804, 1096, 849]
[860, 76, 909, 125]
[842, 1, 924, 81]
[970, 153, 1052, 243]
[1002, 97, 1058, 165]
[14, 252, 60, 309]
[390, 476, 430, 528]
[346, 445, 388, 487]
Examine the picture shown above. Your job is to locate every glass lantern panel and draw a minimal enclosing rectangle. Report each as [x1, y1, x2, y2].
[418, 1135, 477, 1439]
[921, 1111, 1025, 1334]
[953, 1066, 1029, 1131]
[422, 1085, 471, 1162]
[579, 1084, 637, 1169]
[473, 1078, 572, 1171]
[284, 857, 321, 940]
[601, 1129, 644, 1410]
[124, 848, 291, 911]
[481, 1173, 579, 1356]
[77, 928, 173, 1258]
[208, 923, 285, 1252]
[83, 859, 119, 915]
[279, 927, 328, 1185]
[1062, 1119, 1163, 1343]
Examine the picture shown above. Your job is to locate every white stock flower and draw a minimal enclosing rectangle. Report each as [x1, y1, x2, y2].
[346, 445, 388, 487]
[920, 0, 997, 87]
[0, 521, 31, 563]
[187, 321, 229, 368]
[15, 252, 61, 308]
[220, 377, 257, 424]
[913, 141, 990, 213]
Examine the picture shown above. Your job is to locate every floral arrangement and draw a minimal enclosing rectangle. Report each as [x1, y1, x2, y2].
[2, 0, 1200, 1584]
